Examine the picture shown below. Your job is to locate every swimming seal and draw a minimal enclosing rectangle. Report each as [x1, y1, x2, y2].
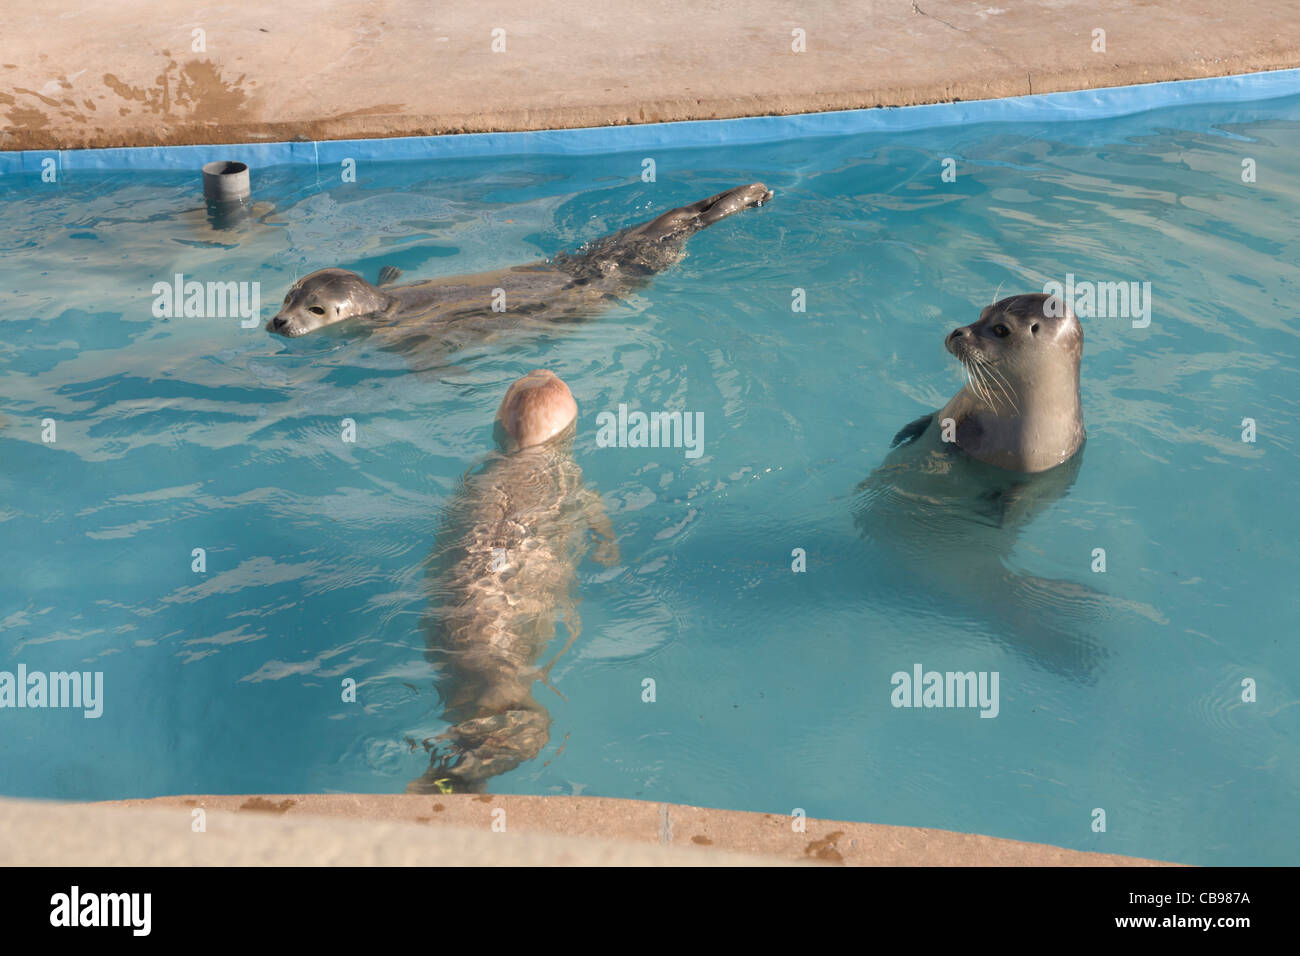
[409, 370, 617, 793]
[853, 293, 1101, 678]
[267, 183, 773, 341]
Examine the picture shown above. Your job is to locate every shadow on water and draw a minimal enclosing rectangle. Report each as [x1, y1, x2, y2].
[852, 436, 1122, 684]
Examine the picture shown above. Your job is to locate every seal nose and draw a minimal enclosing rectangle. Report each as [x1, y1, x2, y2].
[270, 315, 288, 332]
[949, 327, 967, 341]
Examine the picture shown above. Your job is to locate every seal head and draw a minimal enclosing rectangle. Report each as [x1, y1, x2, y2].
[267, 268, 392, 337]
[941, 293, 1084, 472]
[496, 369, 579, 452]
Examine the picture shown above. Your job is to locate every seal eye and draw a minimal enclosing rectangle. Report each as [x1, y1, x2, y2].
[993, 324, 1010, 337]
[308, 306, 326, 316]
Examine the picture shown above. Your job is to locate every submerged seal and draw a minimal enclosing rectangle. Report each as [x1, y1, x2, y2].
[853, 293, 1102, 678]
[409, 370, 617, 793]
[267, 182, 773, 342]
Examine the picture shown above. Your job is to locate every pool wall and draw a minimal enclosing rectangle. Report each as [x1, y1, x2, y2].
[3, 0, 1299, 152]
[3, 68, 1300, 175]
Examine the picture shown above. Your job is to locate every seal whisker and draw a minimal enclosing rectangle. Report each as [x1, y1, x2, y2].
[976, 356, 1020, 415]
[959, 356, 978, 400]
[974, 354, 1015, 408]
[967, 352, 1016, 415]
[964, 360, 988, 407]
[987, 371, 1016, 415]
[971, 355, 997, 407]
[985, 364, 1021, 416]
[963, 356, 994, 408]
[981, 368, 1006, 411]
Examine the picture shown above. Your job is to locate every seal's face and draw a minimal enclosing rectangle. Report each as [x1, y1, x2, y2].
[267, 269, 390, 337]
[946, 293, 1082, 405]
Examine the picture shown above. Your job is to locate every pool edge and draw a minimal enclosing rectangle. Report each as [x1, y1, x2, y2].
[6, 794, 1184, 866]
[3, 0, 1299, 155]
[4, 67, 1299, 175]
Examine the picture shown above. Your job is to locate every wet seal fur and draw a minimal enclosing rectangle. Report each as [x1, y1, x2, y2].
[854, 293, 1109, 679]
[915, 292, 1085, 474]
[409, 370, 617, 793]
[267, 183, 773, 344]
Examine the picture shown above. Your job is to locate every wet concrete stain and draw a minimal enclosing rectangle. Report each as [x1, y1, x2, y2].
[12, 87, 61, 108]
[691, 835, 713, 846]
[327, 103, 405, 120]
[6, 57, 255, 147]
[6, 106, 48, 132]
[102, 59, 251, 118]
[4, 50, 411, 150]
[804, 830, 846, 863]
[239, 797, 296, 815]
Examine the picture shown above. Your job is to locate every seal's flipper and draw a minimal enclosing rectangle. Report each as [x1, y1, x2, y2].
[973, 486, 1019, 529]
[537, 602, 584, 682]
[377, 265, 403, 286]
[891, 413, 934, 448]
[411, 708, 552, 792]
[634, 182, 774, 242]
[582, 487, 620, 566]
[553, 183, 773, 285]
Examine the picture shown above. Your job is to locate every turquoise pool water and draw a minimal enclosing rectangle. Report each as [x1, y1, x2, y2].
[2, 91, 1298, 866]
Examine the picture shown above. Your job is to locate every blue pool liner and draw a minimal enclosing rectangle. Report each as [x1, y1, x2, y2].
[2, 68, 1299, 175]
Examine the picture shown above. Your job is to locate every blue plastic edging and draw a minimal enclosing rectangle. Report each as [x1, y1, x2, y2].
[2, 68, 1298, 175]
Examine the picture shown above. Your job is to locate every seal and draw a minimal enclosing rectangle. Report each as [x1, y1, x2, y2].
[408, 370, 618, 793]
[926, 292, 1085, 474]
[267, 182, 774, 341]
[853, 293, 1102, 678]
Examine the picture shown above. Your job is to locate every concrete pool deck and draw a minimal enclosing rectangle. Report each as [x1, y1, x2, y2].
[3, 1, 1299, 151]
[0, 795, 1176, 866]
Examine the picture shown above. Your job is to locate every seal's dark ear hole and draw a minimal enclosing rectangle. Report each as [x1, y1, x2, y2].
[308, 306, 326, 315]
[1031, 323, 1040, 334]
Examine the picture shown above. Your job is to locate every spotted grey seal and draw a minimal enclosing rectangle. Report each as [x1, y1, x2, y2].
[268, 183, 773, 342]
[409, 370, 617, 793]
[854, 293, 1105, 678]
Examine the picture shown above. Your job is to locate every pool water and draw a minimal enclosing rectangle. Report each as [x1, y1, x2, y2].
[2, 91, 1298, 866]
